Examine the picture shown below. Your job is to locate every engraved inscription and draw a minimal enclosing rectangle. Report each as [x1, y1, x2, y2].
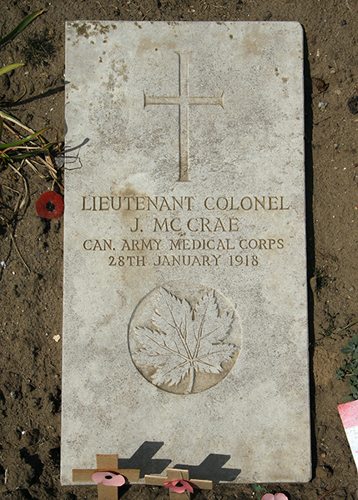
[129, 283, 241, 394]
[80, 194, 289, 268]
[144, 52, 224, 182]
[81, 195, 290, 212]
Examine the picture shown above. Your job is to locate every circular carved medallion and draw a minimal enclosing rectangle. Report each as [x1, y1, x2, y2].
[128, 282, 241, 394]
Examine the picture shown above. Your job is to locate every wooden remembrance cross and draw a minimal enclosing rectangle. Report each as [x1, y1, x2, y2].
[144, 51, 224, 182]
[72, 454, 139, 500]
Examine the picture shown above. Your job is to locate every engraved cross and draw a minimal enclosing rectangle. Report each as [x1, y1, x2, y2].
[144, 52, 224, 182]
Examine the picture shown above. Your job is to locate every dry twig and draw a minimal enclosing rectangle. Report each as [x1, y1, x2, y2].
[8, 225, 31, 273]
[318, 487, 338, 500]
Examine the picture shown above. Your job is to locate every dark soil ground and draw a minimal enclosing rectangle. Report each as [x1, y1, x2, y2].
[1, 0, 358, 499]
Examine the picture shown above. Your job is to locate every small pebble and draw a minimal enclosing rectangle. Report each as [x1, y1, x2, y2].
[321, 452, 327, 458]
[55, 156, 64, 168]
[340, 19, 347, 26]
[318, 101, 328, 110]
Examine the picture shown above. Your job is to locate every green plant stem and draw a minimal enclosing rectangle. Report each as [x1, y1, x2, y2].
[338, 319, 358, 333]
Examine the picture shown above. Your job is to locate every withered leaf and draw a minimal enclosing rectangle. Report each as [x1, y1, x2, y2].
[314, 77, 329, 93]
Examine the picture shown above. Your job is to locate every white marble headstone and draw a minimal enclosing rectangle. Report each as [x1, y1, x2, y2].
[62, 21, 310, 485]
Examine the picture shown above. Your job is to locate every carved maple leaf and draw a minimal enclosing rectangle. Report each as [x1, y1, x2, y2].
[133, 288, 238, 393]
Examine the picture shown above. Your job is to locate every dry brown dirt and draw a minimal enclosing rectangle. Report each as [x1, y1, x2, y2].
[1, 0, 358, 499]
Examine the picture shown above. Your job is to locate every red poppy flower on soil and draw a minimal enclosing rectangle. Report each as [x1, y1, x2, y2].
[36, 191, 64, 219]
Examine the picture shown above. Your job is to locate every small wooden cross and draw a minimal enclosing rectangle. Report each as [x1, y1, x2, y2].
[72, 454, 140, 500]
[145, 468, 212, 500]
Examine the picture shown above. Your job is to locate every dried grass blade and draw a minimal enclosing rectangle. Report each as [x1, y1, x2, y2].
[9, 164, 22, 177]
[0, 183, 20, 194]
[9, 229, 31, 273]
[1, 120, 23, 141]
[1, 84, 27, 104]
[14, 191, 23, 213]
[24, 158, 46, 178]
[0, 111, 35, 135]
[19, 176, 29, 211]
[36, 156, 58, 174]
[2, 143, 54, 160]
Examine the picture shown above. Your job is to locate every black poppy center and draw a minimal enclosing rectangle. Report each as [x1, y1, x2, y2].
[46, 201, 55, 212]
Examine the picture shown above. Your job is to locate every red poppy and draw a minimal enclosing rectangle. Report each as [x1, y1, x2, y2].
[163, 480, 194, 494]
[36, 191, 64, 219]
[91, 471, 126, 486]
